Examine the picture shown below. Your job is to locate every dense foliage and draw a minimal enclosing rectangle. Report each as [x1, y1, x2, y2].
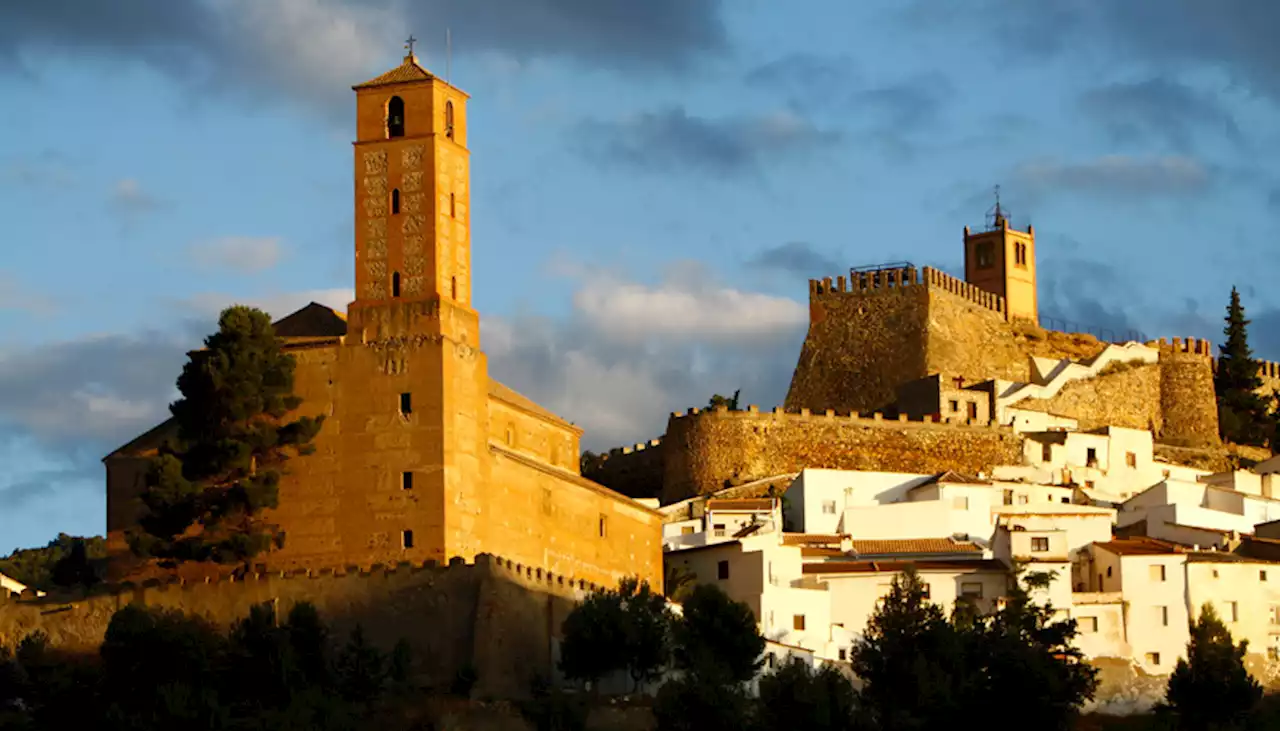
[129, 306, 324, 564]
[559, 577, 673, 691]
[0, 602, 409, 730]
[1214, 287, 1276, 448]
[0, 534, 106, 591]
[708, 390, 741, 411]
[1165, 603, 1262, 730]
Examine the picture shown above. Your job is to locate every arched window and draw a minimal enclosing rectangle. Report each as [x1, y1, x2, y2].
[391, 188, 401, 215]
[451, 276, 458, 300]
[387, 96, 405, 138]
[392, 271, 401, 297]
[445, 100, 455, 139]
[449, 192, 455, 217]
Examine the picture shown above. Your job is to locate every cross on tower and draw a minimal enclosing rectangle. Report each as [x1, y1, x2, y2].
[405, 34, 418, 57]
[952, 376, 966, 389]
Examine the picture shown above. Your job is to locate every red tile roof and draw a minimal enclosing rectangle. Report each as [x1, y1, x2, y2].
[707, 498, 776, 512]
[1093, 537, 1186, 556]
[802, 559, 1006, 575]
[352, 56, 435, 89]
[782, 533, 845, 546]
[848, 538, 983, 555]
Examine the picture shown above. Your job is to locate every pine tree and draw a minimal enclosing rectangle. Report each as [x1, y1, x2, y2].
[1215, 287, 1275, 447]
[1166, 603, 1261, 730]
[129, 306, 324, 564]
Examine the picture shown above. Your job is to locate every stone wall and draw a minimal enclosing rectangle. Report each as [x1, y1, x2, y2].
[0, 553, 591, 700]
[582, 439, 666, 499]
[1158, 338, 1222, 448]
[660, 405, 1025, 503]
[1014, 362, 1164, 433]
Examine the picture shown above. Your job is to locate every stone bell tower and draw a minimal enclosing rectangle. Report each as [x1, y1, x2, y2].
[963, 190, 1038, 324]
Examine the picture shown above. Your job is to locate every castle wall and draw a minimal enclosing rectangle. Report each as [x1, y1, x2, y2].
[582, 439, 666, 499]
[0, 554, 592, 700]
[1158, 338, 1221, 448]
[1013, 363, 1164, 433]
[660, 406, 1024, 503]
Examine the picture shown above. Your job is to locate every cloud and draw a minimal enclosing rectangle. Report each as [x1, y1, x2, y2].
[1012, 155, 1213, 200]
[857, 73, 953, 131]
[744, 53, 857, 109]
[0, 0, 727, 116]
[187, 236, 286, 274]
[747, 242, 839, 278]
[0, 149, 76, 188]
[0, 271, 58, 316]
[108, 178, 168, 219]
[1078, 77, 1242, 151]
[574, 106, 840, 176]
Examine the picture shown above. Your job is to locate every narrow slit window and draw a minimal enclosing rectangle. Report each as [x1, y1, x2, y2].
[392, 271, 401, 297]
[402, 471, 413, 490]
[445, 100, 455, 139]
[399, 392, 412, 415]
[450, 192, 456, 217]
[391, 188, 401, 215]
[387, 96, 405, 138]
[402, 530, 414, 549]
[451, 276, 458, 300]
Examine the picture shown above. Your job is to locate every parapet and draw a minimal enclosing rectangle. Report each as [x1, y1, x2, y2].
[1149, 337, 1214, 357]
[807, 266, 1006, 318]
[668, 403, 1009, 432]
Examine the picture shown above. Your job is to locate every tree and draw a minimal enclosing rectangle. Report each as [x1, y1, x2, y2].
[663, 565, 697, 603]
[50, 538, 99, 588]
[617, 577, 672, 691]
[757, 657, 859, 731]
[1215, 287, 1274, 447]
[671, 583, 764, 685]
[559, 576, 673, 692]
[130, 306, 325, 564]
[0, 534, 107, 591]
[708, 390, 741, 411]
[1166, 603, 1262, 731]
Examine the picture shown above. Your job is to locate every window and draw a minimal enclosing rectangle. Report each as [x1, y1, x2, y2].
[401, 530, 414, 549]
[822, 500, 837, 515]
[921, 583, 931, 599]
[598, 514, 608, 538]
[967, 402, 978, 421]
[1085, 480, 1095, 489]
[391, 188, 401, 214]
[392, 271, 402, 297]
[949, 399, 959, 412]
[1041, 442, 1053, 462]
[450, 192, 456, 217]
[1086, 447, 1098, 467]
[445, 100, 455, 139]
[713, 523, 726, 538]
[953, 496, 970, 510]
[838, 649, 847, 661]
[505, 426, 514, 446]
[1080, 617, 1098, 633]
[975, 241, 995, 269]
[1017, 494, 1028, 505]
[399, 392, 412, 415]
[1263, 570, 1269, 582]
[1031, 537, 1049, 553]
[1146, 652, 1161, 666]
[681, 526, 695, 535]
[766, 653, 775, 669]
[1061, 497, 1070, 504]
[1126, 452, 1137, 468]
[793, 615, 806, 631]
[401, 471, 413, 490]
[961, 582, 984, 599]
[1228, 601, 1239, 623]
[1106, 566, 1113, 578]
[1150, 564, 1166, 582]
[717, 560, 729, 580]
[1003, 489, 1014, 506]
[387, 95, 405, 137]
[1269, 605, 1279, 626]
[451, 276, 458, 300]
[1157, 606, 1169, 626]
[1013, 242, 1027, 267]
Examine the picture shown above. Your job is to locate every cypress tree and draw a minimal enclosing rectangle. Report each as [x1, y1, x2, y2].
[1214, 287, 1274, 447]
[129, 306, 324, 564]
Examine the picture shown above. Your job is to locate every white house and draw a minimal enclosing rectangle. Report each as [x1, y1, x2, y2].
[1117, 478, 1280, 546]
[0, 570, 30, 596]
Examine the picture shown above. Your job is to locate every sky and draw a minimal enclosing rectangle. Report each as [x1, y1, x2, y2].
[2, 0, 1280, 551]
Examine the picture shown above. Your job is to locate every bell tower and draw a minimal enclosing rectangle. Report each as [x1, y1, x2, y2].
[349, 38, 473, 323]
[963, 189, 1038, 323]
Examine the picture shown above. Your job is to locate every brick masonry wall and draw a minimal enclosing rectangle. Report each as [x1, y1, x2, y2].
[660, 406, 1024, 503]
[0, 554, 591, 700]
[1014, 363, 1164, 433]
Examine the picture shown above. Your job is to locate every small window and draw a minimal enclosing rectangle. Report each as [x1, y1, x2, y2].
[1080, 617, 1098, 633]
[953, 496, 970, 510]
[717, 560, 729, 580]
[921, 583, 931, 599]
[681, 526, 695, 535]
[1262, 570, 1269, 582]
[961, 582, 984, 599]
[949, 399, 959, 412]
[401, 471, 413, 490]
[450, 192, 456, 217]
[1157, 606, 1169, 626]
[1126, 452, 1137, 468]
[1031, 537, 1049, 553]
[1146, 652, 1160, 666]
[1042, 443, 1052, 462]
[1003, 489, 1014, 506]
[445, 100, 455, 139]
[392, 271, 401, 298]
[1061, 496, 1070, 504]
[793, 614, 806, 631]
[1106, 566, 1113, 578]
[1269, 605, 1280, 625]
[822, 500, 837, 515]
[1228, 601, 1239, 623]
[1017, 495, 1028, 505]
[399, 392, 412, 415]
[975, 241, 995, 269]
[967, 402, 978, 421]
[1150, 564, 1166, 582]
[391, 188, 401, 215]
[387, 96, 405, 138]
[401, 530, 414, 549]
[713, 523, 726, 538]
[838, 648, 847, 661]
[1085, 480, 1095, 489]
[598, 514, 608, 538]
[451, 276, 458, 300]
[1086, 447, 1098, 467]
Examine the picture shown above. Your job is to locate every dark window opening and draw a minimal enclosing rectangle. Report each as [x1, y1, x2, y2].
[967, 402, 978, 421]
[387, 96, 405, 138]
[392, 271, 401, 297]
[451, 276, 458, 300]
[399, 392, 412, 415]
[391, 188, 401, 215]
[402, 471, 413, 490]
[1042, 443, 1052, 462]
[1086, 447, 1098, 467]
[402, 530, 414, 549]
[717, 560, 729, 580]
[598, 514, 608, 538]
[450, 192, 456, 217]
[975, 241, 995, 269]
[445, 100, 455, 139]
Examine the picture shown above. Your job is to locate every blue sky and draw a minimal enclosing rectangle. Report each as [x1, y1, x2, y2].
[2, 0, 1280, 551]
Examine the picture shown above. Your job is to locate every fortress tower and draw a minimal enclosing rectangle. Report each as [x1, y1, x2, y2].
[963, 197, 1038, 324]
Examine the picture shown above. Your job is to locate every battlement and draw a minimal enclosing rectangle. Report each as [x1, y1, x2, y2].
[809, 266, 1006, 319]
[669, 403, 1009, 431]
[1257, 360, 1280, 380]
[610, 438, 664, 458]
[1149, 337, 1214, 357]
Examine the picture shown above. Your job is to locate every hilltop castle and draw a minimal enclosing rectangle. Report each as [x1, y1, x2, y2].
[587, 209, 1280, 503]
[103, 50, 663, 590]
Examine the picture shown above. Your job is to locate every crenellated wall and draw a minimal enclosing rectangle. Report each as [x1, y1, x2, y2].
[582, 439, 666, 499]
[660, 404, 1024, 503]
[0, 553, 599, 700]
[1012, 362, 1164, 434]
[1158, 337, 1222, 448]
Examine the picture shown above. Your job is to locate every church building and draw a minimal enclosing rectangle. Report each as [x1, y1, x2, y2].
[103, 47, 664, 590]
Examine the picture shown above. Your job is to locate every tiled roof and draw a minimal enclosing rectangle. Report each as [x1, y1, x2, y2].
[1093, 537, 1186, 556]
[706, 498, 775, 512]
[353, 56, 435, 89]
[848, 538, 983, 555]
[802, 558, 1006, 575]
[273, 302, 348, 339]
[782, 533, 845, 546]
[734, 523, 765, 539]
[488, 379, 577, 430]
[916, 470, 990, 487]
